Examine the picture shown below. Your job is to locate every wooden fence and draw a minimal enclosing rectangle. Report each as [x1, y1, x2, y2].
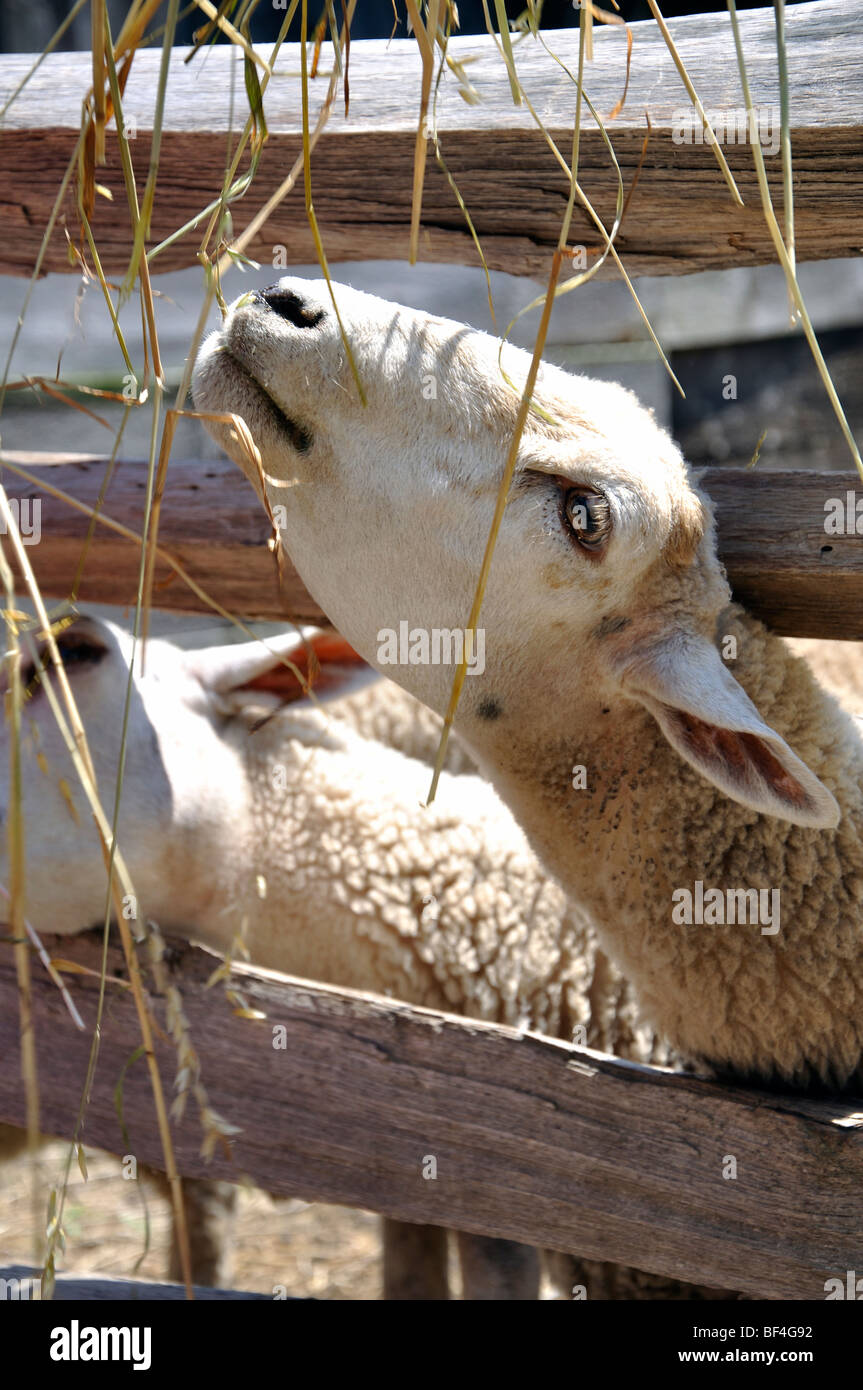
[1, 934, 861, 1301]
[0, 0, 861, 1300]
[0, 2, 859, 281]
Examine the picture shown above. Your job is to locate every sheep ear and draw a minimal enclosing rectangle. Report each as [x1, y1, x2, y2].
[622, 633, 840, 828]
[239, 631, 377, 704]
[188, 628, 376, 704]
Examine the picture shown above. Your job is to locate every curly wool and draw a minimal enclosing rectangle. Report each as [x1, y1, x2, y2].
[226, 679, 735, 1301]
[490, 608, 863, 1093]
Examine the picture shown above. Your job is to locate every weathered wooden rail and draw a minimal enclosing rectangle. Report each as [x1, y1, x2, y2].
[0, 2, 859, 281]
[2, 453, 862, 638]
[1, 1, 861, 1305]
[0, 932, 860, 1302]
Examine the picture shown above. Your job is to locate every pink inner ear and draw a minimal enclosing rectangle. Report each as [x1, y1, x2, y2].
[242, 633, 366, 703]
[670, 708, 815, 812]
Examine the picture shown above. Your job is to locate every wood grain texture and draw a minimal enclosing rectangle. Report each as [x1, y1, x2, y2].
[0, 2, 859, 280]
[2, 453, 862, 637]
[0, 451, 317, 623]
[699, 467, 863, 641]
[0, 933, 860, 1300]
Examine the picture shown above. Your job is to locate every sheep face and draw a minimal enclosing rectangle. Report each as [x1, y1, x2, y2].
[0, 617, 241, 936]
[194, 279, 837, 829]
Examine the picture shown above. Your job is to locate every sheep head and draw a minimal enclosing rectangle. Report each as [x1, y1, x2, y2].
[194, 278, 837, 830]
[0, 616, 358, 937]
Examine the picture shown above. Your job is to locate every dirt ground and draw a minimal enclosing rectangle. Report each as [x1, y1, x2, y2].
[2, 1140, 562, 1298]
[1, 1139, 385, 1298]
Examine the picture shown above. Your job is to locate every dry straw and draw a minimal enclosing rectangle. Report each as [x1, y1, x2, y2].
[0, 0, 860, 1295]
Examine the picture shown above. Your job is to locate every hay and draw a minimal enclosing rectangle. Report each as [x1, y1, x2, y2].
[0, 0, 859, 1298]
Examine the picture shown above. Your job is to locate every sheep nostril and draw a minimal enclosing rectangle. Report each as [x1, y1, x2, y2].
[256, 285, 326, 329]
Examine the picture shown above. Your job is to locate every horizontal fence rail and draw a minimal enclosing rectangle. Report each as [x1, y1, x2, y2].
[0, 2, 859, 280]
[1, 454, 862, 637]
[0, 933, 861, 1301]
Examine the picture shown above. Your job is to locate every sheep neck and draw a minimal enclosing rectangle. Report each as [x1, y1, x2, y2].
[465, 609, 863, 1088]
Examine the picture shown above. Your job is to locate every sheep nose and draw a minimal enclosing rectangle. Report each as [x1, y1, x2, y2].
[256, 284, 326, 329]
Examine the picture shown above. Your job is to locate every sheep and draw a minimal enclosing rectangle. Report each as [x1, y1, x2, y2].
[11, 613, 854, 1297]
[2, 614, 709, 1299]
[785, 638, 863, 715]
[192, 276, 863, 1106]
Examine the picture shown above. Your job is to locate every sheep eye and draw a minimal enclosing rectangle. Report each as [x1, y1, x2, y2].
[21, 631, 106, 694]
[562, 488, 611, 553]
[55, 633, 107, 667]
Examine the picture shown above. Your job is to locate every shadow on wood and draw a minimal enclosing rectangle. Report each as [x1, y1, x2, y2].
[0, 1264, 272, 1301]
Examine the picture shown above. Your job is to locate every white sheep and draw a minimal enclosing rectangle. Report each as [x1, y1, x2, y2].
[9, 613, 854, 1296]
[2, 615, 698, 1299]
[193, 276, 863, 1105]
